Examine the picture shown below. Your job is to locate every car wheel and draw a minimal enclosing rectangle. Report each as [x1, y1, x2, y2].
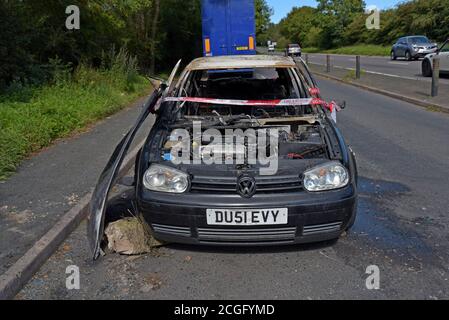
[390, 50, 397, 60]
[405, 51, 412, 61]
[422, 59, 432, 77]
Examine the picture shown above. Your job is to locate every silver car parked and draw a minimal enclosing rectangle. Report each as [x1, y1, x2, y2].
[391, 36, 438, 61]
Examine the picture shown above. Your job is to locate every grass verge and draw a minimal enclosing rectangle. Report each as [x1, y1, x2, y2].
[0, 66, 151, 180]
[303, 44, 391, 56]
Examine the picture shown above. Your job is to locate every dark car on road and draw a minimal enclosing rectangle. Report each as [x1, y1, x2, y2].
[391, 36, 438, 61]
[87, 55, 358, 259]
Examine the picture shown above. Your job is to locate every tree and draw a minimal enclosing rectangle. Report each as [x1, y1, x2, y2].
[317, 0, 365, 47]
[279, 6, 320, 47]
[150, 0, 160, 74]
[255, 0, 274, 45]
[157, 0, 202, 70]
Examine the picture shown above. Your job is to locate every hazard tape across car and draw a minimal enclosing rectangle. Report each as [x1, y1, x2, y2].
[163, 96, 340, 112]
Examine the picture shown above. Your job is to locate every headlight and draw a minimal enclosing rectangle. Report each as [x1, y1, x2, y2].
[143, 164, 189, 193]
[303, 161, 349, 192]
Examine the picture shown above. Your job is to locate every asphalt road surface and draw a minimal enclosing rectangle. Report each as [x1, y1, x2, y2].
[307, 53, 449, 84]
[18, 78, 449, 300]
[259, 47, 449, 84]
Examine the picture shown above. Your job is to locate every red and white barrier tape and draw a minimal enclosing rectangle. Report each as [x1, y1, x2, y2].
[163, 96, 337, 111]
[308, 87, 320, 96]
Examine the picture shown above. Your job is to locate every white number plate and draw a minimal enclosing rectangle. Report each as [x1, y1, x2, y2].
[206, 208, 288, 226]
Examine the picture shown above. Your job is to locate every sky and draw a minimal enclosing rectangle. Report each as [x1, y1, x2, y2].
[267, 0, 405, 23]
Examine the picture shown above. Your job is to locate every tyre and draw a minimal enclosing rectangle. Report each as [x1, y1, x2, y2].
[405, 51, 412, 61]
[391, 50, 397, 60]
[422, 59, 432, 77]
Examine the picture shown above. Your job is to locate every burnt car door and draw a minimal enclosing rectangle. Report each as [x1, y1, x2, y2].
[87, 60, 182, 260]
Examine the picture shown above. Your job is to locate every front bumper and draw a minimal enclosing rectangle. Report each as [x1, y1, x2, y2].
[137, 185, 357, 246]
[412, 48, 438, 58]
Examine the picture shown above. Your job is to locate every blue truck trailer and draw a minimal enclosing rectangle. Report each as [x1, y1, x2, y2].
[201, 0, 256, 57]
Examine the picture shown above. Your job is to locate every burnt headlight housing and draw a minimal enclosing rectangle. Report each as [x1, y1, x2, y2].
[143, 164, 189, 193]
[303, 161, 349, 192]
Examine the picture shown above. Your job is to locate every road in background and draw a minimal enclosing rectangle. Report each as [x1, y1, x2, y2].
[259, 48, 449, 110]
[17, 78, 449, 300]
[258, 47, 448, 83]
[306, 53, 449, 84]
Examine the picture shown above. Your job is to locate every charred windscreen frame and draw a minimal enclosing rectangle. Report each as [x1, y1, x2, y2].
[190, 67, 302, 98]
[167, 66, 324, 119]
[293, 57, 319, 93]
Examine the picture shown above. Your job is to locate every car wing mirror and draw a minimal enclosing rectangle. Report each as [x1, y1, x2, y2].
[146, 75, 167, 91]
[328, 100, 346, 124]
[335, 100, 347, 111]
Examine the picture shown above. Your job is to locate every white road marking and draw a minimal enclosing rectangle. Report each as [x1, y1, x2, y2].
[308, 62, 426, 81]
[306, 52, 388, 59]
[361, 70, 417, 80]
[388, 62, 410, 65]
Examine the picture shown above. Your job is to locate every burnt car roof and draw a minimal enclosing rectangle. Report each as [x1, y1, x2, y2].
[185, 55, 297, 71]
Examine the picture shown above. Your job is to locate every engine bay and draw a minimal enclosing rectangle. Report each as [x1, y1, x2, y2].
[155, 66, 336, 167]
[160, 117, 329, 164]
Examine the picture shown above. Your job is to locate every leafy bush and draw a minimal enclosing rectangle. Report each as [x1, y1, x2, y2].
[0, 62, 149, 180]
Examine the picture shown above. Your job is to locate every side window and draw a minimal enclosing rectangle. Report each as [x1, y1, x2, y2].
[440, 41, 449, 53]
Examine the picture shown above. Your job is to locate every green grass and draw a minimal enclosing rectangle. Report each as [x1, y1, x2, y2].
[0, 66, 151, 180]
[301, 47, 322, 54]
[343, 69, 367, 81]
[303, 44, 391, 56]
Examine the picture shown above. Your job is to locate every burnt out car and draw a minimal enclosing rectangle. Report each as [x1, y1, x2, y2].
[88, 55, 358, 259]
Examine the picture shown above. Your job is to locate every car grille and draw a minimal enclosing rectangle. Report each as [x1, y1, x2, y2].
[152, 224, 191, 237]
[197, 227, 297, 243]
[190, 175, 303, 194]
[152, 223, 344, 243]
[302, 222, 342, 236]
